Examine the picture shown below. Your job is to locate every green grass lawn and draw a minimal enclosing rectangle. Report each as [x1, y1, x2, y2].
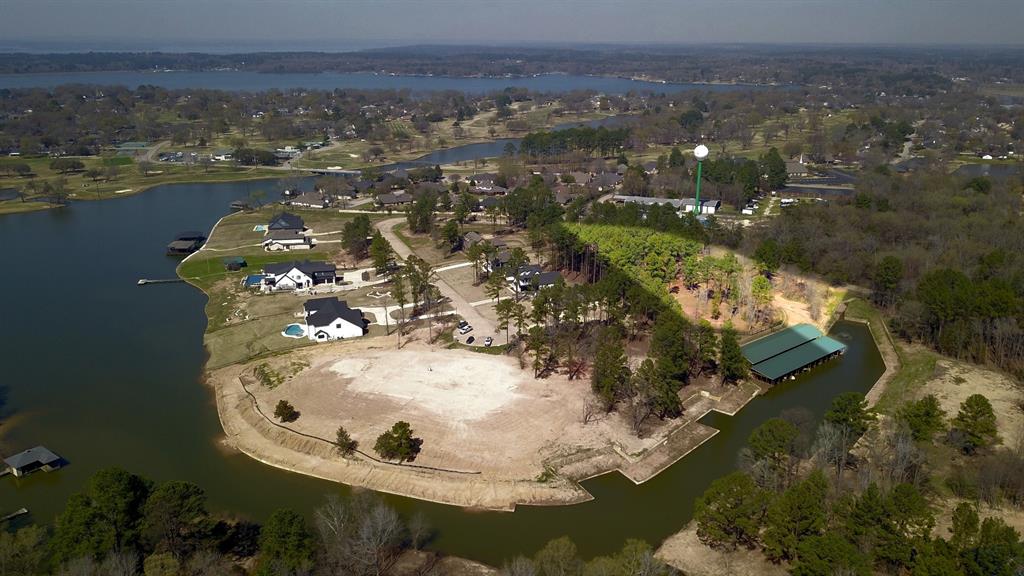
[843, 298, 940, 416]
[0, 154, 283, 214]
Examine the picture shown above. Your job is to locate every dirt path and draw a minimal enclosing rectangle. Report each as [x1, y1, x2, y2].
[376, 217, 504, 345]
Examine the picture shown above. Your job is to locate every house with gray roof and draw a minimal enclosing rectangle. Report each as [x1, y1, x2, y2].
[268, 212, 305, 232]
[3, 446, 62, 477]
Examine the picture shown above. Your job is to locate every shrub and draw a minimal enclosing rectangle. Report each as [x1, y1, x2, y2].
[273, 400, 299, 423]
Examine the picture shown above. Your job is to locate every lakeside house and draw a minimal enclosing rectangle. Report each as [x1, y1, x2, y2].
[262, 260, 336, 292]
[303, 297, 366, 341]
[3, 446, 62, 477]
[289, 191, 331, 209]
[375, 191, 413, 208]
[268, 212, 305, 232]
[262, 229, 313, 251]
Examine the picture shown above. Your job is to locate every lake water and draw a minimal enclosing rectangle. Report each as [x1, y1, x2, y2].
[0, 180, 884, 564]
[0, 70, 770, 94]
[952, 163, 1022, 180]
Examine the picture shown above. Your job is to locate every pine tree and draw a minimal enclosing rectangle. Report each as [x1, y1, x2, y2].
[719, 323, 747, 383]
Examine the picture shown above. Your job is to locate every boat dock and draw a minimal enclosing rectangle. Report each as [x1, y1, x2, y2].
[741, 324, 847, 383]
[137, 278, 184, 286]
[1, 508, 28, 523]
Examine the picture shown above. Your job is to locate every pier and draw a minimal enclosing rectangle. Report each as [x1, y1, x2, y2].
[137, 278, 184, 285]
[0, 508, 28, 523]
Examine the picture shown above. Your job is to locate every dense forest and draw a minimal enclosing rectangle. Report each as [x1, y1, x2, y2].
[748, 169, 1024, 377]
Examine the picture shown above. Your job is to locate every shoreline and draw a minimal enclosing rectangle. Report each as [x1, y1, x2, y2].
[206, 344, 763, 511]
[0, 169, 285, 216]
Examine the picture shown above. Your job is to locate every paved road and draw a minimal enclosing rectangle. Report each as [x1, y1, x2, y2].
[375, 217, 504, 345]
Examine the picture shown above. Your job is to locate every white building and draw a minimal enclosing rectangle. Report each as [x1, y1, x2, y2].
[303, 297, 365, 341]
[262, 261, 336, 292]
[263, 230, 313, 251]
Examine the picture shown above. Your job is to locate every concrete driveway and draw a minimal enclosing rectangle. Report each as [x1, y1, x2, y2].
[375, 218, 504, 346]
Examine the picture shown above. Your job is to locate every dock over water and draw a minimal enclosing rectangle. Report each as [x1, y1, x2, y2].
[741, 324, 846, 383]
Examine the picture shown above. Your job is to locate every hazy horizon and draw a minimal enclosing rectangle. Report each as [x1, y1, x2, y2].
[3, 0, 1023, 51]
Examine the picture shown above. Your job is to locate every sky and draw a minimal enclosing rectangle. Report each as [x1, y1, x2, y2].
[2, 0, 1023, 51]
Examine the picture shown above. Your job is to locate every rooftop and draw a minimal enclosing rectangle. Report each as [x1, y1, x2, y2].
[4, 446, 60, 470]
[304, 297, 364, 328]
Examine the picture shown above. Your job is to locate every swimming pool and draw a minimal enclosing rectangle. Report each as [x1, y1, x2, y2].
[282, 323, 305, 338]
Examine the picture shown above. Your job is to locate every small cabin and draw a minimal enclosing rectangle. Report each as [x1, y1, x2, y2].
[3, 446, 63, 477]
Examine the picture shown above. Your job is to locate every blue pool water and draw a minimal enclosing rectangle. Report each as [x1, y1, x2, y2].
[284, 324, 305, 337]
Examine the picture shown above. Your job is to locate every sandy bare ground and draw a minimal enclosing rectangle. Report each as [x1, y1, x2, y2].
[210, 330, 761, 510]
[656, 523, 787, 576]
[923, 358, 1024, 446]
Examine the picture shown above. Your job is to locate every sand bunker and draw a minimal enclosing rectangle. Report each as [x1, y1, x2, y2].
[329, 352, 522, 423]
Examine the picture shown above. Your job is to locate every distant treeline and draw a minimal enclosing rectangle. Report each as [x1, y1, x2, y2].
[1, 45, 1022, 85]
[519, 126, 630, 157]
[749, 169, 1024, 377]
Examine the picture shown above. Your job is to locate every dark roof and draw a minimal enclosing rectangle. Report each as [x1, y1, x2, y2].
[4, 446, 60, 470]
[291, 191, 329, 206]
[304, 297, 364, 328]
[175, 231, 206, 241]
[264, 260, 336, 276]
[268, 212, 304, 230]
[516, 264, 543, 277]
[464, 231, 483, 245]
[534, 271, 562, 286]
[478, 196, 502, 209]
[264, 229, 308, 242]
[167, 239, 200, 250]
[376, 192, 412, 205]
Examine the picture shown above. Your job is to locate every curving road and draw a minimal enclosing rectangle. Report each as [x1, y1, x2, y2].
[375, 217, 504, 345]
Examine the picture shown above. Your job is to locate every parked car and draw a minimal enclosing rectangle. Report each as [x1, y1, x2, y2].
[458, 325, 473, 335]
[484, 337, 493, 347]
[466, 336, 475, 344]
[457, 320, 469, 329]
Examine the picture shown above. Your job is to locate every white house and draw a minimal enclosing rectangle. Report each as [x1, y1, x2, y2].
[262, 261, 336, 292]
[303, 297, 366, 341]
[263, 230, 313, 251]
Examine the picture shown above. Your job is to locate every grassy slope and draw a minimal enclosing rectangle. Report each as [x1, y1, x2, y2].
[843, 297, 939, 416]
[0, 154, 282, 214]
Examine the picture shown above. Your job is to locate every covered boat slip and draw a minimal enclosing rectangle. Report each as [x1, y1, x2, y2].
[742, 324, 847, 383]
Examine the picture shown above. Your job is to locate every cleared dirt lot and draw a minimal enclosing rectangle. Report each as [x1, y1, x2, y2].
[211, 330, 759, 508]
[249, 338, 673, 478]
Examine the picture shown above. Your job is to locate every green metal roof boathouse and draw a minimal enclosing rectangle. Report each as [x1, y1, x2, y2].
[741, 324, 846, 383]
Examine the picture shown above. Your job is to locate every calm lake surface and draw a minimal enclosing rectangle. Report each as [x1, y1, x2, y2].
[0, 70, 770, 94]
[0, 180, 883, 564]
